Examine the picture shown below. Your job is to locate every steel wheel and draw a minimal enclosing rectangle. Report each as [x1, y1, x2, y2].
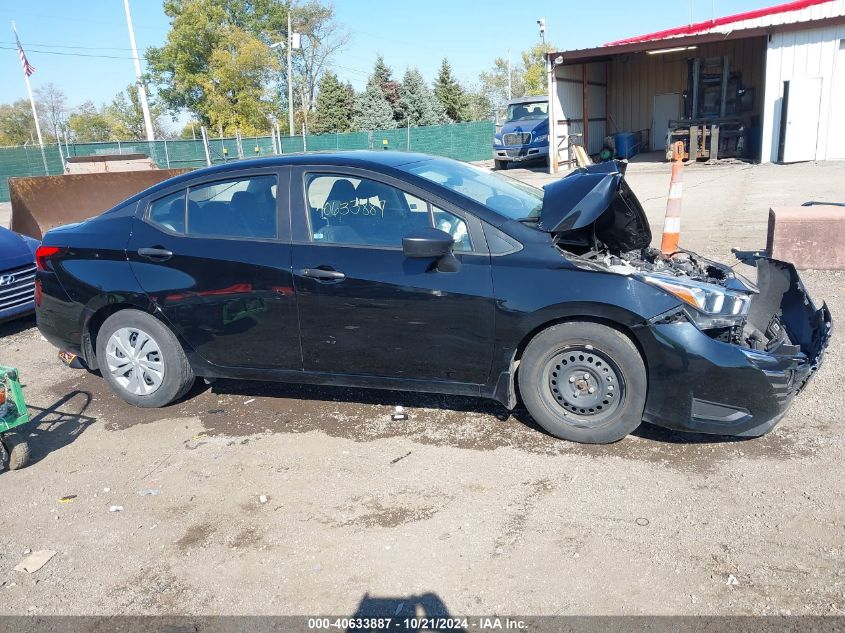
[542, 346, 625, 424]
[105, 326, 165, 396]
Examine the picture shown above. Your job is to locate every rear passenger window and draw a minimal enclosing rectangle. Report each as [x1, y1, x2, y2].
[187, 175, 277, 239]
[148, 190, 186, 234]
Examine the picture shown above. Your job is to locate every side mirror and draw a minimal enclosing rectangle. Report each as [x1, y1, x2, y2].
[402, 228, 454, 259]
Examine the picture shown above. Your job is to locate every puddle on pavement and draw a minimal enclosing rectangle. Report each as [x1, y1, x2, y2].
[46, 372, 818, 474]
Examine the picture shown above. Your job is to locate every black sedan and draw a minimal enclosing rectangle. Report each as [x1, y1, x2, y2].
[34, 152, 831, 443]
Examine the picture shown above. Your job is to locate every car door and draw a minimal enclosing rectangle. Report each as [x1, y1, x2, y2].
[126, 167, 301, 371]
[290, 166, 494, 384]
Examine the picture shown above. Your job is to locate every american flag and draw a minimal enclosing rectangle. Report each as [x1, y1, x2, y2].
[15, 31, 36, 77]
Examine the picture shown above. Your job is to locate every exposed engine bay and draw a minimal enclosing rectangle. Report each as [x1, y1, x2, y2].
[539, 160, 828, 363]
[563, 243, 823, 358]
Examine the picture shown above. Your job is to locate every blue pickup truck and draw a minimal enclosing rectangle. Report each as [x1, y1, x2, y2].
[493, 95, 549, 170]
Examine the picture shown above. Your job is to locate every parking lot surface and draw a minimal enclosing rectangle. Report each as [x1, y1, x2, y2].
[1, 159, 843, 616]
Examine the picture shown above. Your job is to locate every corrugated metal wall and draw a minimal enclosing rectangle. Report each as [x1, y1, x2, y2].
[550, 36, 766, 170]
[606, 37, 766, 142]
[761, 23, 845, 162]
[550, 62, 607, 170]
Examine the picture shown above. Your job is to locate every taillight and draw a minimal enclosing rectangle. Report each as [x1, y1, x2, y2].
[0, 384, 6, 406]
[35, 245, 64, 271]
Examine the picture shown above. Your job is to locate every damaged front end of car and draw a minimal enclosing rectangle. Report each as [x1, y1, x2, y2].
[537, 160, 832, 436]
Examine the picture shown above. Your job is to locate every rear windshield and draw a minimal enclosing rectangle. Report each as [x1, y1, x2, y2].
[398, 157, 543, 221]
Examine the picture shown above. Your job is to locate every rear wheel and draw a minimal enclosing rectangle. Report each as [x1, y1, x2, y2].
[96, 309, 195, 408]
[518, 322, 646, 444]
[494, 159, 508, 170]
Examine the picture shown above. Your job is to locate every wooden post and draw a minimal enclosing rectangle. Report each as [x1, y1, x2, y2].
[582, 63, 589, 154]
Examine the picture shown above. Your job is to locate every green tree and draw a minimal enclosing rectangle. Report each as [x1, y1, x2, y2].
[370, 55, 404, 124]
[146, 0, 284, 134]
[0, 100, 36, 146]
[399, 68, 447, 127]
[479, 57, 526, 112]
[106, 85, 170, 139]
[352, 77, 396, 131]
[434, 58, 468, 123]
[35, 83, 68, 142]
[67, 101, 114, 142]
[522, 41, 555, 95]
[311, 71, 353, 133]
[201, 25, 281, 135]
[289, 1, 348, 133]
[464, 90, 493, 122]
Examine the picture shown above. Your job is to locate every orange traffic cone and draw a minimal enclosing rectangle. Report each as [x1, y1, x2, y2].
[661, 141, 685, 256]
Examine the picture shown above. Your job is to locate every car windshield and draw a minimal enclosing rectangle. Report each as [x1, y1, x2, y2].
[506, 101, 548, 121]
[399, 157, 543, 221]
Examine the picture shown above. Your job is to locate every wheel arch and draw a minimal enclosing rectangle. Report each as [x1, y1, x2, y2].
[82, 300, 177, 371]
[494, 308, 651, 410]
[514, 314, 647, 367]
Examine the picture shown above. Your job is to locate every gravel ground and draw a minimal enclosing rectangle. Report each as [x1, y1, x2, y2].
[0, 159, 843, 617]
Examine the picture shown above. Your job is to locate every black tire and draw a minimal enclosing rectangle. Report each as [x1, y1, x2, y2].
[518, 321, 646, 444]
[3, 432, 30, 470]
[96, 309, 195, 408]
[494, 159, 508, 170]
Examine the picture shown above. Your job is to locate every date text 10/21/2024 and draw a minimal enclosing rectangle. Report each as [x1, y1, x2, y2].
[307, 617, 528, 630]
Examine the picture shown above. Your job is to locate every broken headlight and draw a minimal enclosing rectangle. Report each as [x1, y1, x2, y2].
[640, 274, 751, 329]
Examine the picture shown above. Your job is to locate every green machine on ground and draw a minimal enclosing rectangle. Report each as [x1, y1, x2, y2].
[0, 365, 30, 471]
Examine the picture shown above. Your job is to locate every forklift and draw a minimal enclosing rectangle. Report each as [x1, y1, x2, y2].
[666, 56, 755, 161]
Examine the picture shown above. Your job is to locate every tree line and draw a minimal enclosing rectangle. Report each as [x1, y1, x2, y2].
[0, 0, 552, 146]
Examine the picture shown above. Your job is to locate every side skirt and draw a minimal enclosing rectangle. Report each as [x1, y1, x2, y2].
[190, 358, 498, 402]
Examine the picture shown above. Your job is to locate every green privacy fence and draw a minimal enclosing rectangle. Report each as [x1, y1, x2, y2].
[0, 121, 494, 203]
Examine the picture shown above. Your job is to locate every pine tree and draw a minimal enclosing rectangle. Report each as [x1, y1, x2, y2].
[352, 77, 397, 131]
[312, 71, 354, 134]
[371, 55, 404, 124]
[434, 58, 468, 123]
[400, 68, 448, 127]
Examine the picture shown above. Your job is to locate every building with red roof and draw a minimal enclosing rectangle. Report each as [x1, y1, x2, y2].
[545, 0, 845, 170]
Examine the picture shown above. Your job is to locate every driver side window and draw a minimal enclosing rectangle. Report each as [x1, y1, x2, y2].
[305, 174, 471, 252]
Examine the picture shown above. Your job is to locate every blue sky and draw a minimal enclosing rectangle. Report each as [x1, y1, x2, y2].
[2, 0, 778, 114]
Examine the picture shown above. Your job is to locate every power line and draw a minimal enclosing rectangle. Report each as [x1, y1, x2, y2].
[0, 40, 136, 51]
[0, 45, 136, 60]
[0, 9, 163, 31]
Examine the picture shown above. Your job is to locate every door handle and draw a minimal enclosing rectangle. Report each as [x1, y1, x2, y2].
[138, 247, 173, 262]
[297, 267, 346, 281]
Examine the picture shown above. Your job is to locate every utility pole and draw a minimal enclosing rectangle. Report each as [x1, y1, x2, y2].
[271, 14, 299, 137]
[287, 11, 294, 137]
[123, 0, 155, 142]
[507, 49, 512, 100]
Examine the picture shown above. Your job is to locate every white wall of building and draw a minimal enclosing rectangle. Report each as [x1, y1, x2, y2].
[762, 24, 845, 162]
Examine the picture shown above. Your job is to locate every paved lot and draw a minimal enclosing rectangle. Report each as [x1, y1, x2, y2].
[1, 160, 844, 616]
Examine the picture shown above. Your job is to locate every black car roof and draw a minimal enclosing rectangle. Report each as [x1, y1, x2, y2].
[122, 150, 437, 205]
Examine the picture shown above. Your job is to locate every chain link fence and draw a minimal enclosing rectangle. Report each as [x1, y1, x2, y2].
[0, 121, 494, 203]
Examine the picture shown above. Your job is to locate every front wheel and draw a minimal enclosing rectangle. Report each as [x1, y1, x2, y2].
[518, 322, 646, 444]
[96, 309, 195, 408]
[494, 159, 508, 170]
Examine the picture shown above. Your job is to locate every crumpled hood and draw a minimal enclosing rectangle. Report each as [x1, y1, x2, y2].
[537, 160, 651, 252]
